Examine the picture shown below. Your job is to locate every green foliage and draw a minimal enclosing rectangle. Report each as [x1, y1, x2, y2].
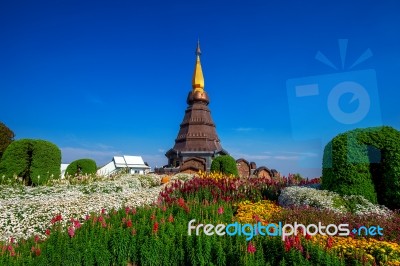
[322, 126, 400, 208]
[0, 199, 346, 266]
[0, 139, 61, 185]
[0, 122, 15, 159]
[65, 158, 97, 177]
[210, 155, 239, 177]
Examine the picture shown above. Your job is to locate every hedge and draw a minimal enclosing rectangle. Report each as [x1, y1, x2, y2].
[65, 158, 97, 177]
[210, 155, 239, 177]
[322, 126, 400, 208]
[0, 139, 61, 185]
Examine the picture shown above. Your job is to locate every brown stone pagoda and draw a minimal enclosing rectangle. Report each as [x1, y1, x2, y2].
[165, 41, 228, 172]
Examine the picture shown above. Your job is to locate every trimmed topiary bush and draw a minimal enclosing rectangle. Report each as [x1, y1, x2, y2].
[0, 139, 61, 185]
[210, 155, 239, 177]
[322, 126, 400, 208]
[65, 158, 97, 177]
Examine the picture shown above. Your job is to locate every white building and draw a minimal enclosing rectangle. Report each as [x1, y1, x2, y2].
[61, 163, 70, 178]
[97, 155, 151, 176]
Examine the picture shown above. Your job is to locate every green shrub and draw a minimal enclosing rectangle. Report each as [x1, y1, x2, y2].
[65, 158, 97, 177]
[0, 121, 15, 159]
[210, 155, 239, 177]
[322, 126, 400, 208]
[0, 139, 61, 185]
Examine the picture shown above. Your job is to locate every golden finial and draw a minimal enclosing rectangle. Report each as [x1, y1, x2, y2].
[192, 40, 204, 92]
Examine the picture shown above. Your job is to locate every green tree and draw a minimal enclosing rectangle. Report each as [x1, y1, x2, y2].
[210, 155, 239, 177]
[0, 139, 61, 185]
[65, 158, 97, 177]
[322, 126, 400, 208]
[0, 122, 15, 159]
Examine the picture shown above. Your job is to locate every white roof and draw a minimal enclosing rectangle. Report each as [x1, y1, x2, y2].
[113, 155, 149, 168]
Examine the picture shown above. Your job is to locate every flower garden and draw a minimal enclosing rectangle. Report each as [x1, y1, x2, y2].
[1, 172, 400, 265]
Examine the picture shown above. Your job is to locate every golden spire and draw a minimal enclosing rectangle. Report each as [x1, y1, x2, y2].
[192, 40, 205, 93]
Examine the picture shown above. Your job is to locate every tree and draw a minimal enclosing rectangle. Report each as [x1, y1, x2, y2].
[65, 158, 97, 177]
[0, 122, 15, 159]
[0, 139, 61, 185]
[210, 155, 239, 177]
[322, 126, 400, 208]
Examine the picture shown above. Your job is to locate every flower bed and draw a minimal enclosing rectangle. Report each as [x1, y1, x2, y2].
[1, 174, 399, 265]
[0, 174, 162, 242]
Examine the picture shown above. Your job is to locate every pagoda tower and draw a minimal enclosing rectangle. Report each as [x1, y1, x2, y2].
[165, 41, 228, 172]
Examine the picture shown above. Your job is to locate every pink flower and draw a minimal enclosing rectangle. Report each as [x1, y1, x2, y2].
[218, 206, 224, 215]
[125, 207, 130, 215]
[73, 220, 81, 229]
[34, 235, 40, 243]
[101, 208, 106, 214]
[247, 242, 256, 254]
[131, 208, 137, 215]
[85, 214, 90, 220]
[68, 226, 75, 238]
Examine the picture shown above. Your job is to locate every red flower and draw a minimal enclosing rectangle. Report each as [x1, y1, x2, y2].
[218, 206, 224, 215]
[178, 197, 185, 207]
[247, 242, 256, 254]
[305, 233, 312, 240]
[34, 235, 40, 243]
[131, 208, 137, 215]
[168, 214, 174, 223]
[326, 236, 333, 249]
[51, 214, 62, 224]
[35, 247, 41, 256]
[153, 222, 159, 234]
[284, 237, 292, 251]
[101, 208, 106, 214]
[184, 205, 190, 213]
[252, 215, 260, 222]
[126, 219, 132, 228]
[45, 229, 51, 236]
[125, 207, 130, 215]
[150, 213, 156, 220]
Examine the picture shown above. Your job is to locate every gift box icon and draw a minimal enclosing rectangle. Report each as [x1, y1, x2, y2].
[286, 40, 382, 168]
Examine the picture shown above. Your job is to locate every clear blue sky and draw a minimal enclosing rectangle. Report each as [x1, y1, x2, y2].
[1, 0, 399, 178]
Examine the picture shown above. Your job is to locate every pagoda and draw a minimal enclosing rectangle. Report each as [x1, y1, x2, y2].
[165, 41, 228, 172]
